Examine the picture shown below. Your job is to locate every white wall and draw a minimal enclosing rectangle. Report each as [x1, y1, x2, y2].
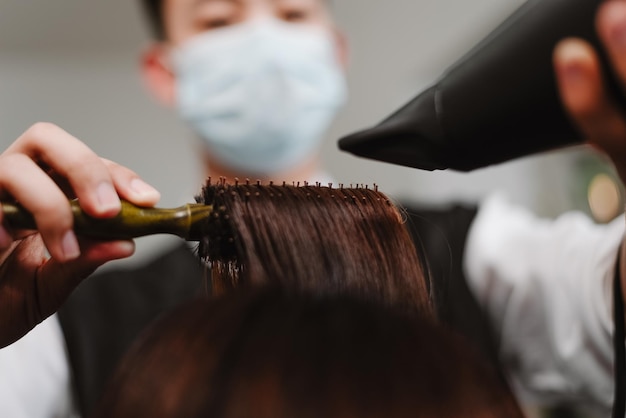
[0, 0, 585, 220]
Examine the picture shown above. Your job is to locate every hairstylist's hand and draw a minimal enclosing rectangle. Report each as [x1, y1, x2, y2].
[0, 123, 161, 348]
[553, 0, 626, 322]
[554, 0, 626, 181]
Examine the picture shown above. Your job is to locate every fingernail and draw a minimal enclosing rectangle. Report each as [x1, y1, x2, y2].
[97, 182, 121, 212]
[0, 225, 12, 249]
[607, 2, 626, 48]
[610, 24, 626, 48]
[555, 42, 587, 83]
[130, 178, 160, 199]
[62, 230, 81, 260]
[115, 240, 136, 255]
[563, 64, 585, 84]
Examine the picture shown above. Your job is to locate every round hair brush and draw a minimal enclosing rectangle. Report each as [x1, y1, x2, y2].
[0, 181, 387, 244]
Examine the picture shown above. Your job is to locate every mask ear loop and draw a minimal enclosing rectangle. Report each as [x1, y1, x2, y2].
[612, 246, 625, 418]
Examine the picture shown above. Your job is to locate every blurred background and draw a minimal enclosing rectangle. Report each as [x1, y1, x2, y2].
[0, 1, 618, 416]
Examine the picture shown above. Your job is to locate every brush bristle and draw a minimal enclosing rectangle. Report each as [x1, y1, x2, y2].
[195, 179, 392, 264]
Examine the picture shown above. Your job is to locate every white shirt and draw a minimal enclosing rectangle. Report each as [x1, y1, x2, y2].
[0, 315, 76, 417]
[465, 194, 624, 416]
[0, 193, 623, 417]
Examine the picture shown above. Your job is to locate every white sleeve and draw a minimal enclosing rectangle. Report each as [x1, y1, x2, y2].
[0, 314, 77, 418]
[464, 194, 624, 414]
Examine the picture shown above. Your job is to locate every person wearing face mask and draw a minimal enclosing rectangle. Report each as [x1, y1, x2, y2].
[143, 0, 348, 184]
[2, 0, 626, 417]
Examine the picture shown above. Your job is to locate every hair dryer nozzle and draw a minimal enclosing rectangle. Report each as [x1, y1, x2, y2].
[338, 87, 447, 171]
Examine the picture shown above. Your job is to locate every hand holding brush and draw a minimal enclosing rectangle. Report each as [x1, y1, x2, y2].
[0, 123, 160, 348]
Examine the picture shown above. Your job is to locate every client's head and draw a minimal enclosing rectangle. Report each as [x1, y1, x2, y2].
[196, 181, 432, 317]
[95, 288, 524, 418]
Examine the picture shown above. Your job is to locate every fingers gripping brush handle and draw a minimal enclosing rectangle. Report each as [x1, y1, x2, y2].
[1, 200, 214, 241]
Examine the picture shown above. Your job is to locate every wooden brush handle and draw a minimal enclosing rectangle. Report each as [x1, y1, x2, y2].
[1, 200, 212, 241]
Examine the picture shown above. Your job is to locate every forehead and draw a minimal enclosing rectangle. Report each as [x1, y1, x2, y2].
[162, 0, 333, 43]
[165, 0, 330, 14]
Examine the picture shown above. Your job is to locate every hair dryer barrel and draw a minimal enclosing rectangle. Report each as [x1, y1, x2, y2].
[338, 0, 622, 172]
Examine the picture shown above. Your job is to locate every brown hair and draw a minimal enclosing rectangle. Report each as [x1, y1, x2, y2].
[197, 180, 432, 318]
[95, 288, 524, 418]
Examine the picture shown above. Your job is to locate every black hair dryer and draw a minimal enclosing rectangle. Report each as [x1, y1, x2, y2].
[338, 0, 623, 172]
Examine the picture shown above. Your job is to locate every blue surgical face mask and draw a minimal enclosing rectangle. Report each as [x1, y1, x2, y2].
[171, 19, 348, 176]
